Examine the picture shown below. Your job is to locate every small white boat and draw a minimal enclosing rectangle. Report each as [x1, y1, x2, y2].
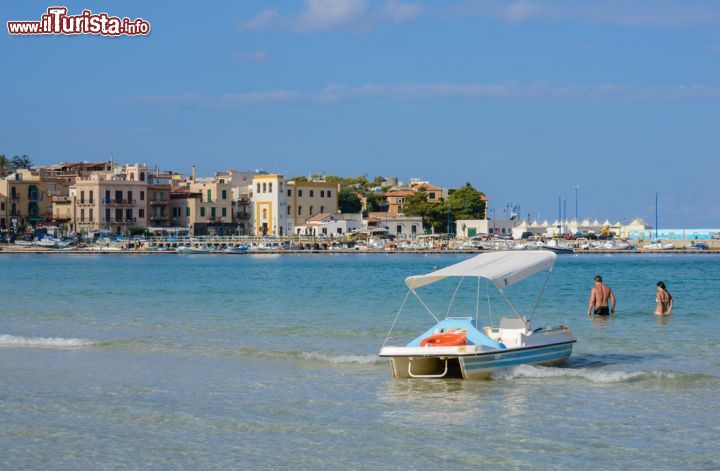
[178, 244, 210, 254]
[644, 241, 675, 250]
[379, 252, 575, 380]
[13, 240, 35, 246]
[35, 237, 60, 248]
[600, 240, 631, 250]
[539, 239, 575, 254]
[223, 245, 249, 254]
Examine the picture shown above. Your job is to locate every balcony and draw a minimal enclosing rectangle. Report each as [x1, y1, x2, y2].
[100, 199, 136, 207]
[112, 218, 137, 225]
[150, 215, 168, 221]
[149, 199, 168, 206]
[235, 211, 251, 219]
[8, 194, 20, 201]
[77, 200, 95, 206]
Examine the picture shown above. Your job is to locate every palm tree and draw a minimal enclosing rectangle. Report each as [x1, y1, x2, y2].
[0, 154, 7, 177]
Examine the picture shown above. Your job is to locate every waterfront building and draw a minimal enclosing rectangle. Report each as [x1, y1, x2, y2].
[408, 179, 448, 203]
[294, 212, 363, 236]
[67, 164, 149, 234]
[456, 219, 515, 238]
[251, 174, 340, 236]
[367, 212, 423, 237]
[383, 189, 415, 217]
[0, 168, 71, 229]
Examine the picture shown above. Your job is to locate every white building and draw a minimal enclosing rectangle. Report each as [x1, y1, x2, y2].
[368, 213, 423, 237]
[295, 212, 363, 236]
[455, 219, 515, 238]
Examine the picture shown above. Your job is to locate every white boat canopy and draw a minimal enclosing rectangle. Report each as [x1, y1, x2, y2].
[405, 251, 557, 290]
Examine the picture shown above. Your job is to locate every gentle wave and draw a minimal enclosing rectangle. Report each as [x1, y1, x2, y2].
[300, 351, 383, 365]
[0, 334, 96, 348]
[491, 364, 707, 383]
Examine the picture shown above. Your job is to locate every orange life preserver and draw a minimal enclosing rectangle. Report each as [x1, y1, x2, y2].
[419, 332, 467, 347]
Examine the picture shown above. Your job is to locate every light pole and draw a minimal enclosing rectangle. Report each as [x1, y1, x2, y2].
[655, 192, 659, 239]
[572, 185, 581, 220]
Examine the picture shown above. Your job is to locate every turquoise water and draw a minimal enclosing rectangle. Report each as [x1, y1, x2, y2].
[1, 253, 718, 469]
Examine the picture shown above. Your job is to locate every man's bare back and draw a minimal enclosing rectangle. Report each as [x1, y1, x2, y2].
[588, 275, 616, 316]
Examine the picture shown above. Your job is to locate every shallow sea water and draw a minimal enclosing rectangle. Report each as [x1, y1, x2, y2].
[0, 253, 718, 469]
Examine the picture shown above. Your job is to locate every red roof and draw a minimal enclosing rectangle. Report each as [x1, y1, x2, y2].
[384, 190, 414, 197]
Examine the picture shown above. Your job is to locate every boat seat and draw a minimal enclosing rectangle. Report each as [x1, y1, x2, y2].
[498, 317, 529, 348]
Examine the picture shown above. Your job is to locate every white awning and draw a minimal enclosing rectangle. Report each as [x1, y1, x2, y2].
[405, 251, 556, 290]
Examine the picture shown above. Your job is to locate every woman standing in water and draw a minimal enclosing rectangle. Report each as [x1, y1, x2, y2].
[655, 281, 673, 315]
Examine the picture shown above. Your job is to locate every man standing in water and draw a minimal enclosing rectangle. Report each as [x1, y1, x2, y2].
[587, 275, 616, 316]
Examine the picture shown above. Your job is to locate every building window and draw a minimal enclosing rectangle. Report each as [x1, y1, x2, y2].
[11, 203, 16, 216]
[429, 192, 436, 199]
[89, 208, 94, 222]
[222, 207, 227, 217]
[327, 190, 331, 198]
[115, 209, 122, 221]
[207, 190, 212, 202]
[186, 207, 190, 217]
[80, 209, 85, 221]
[80, 191, 85, 204]
[309, 190, 314, 197]
[128, 191, 133, 203]
[257, 183, 261, 193]
[140, 172, 145, 182]
[89, 190, 94, 204]
[139, 209, 145, 218]
[322, 228, 327, 235]
[298, 206, 302, 215]
[130, 172, 134, 181]
[200, 207, 205, 217]
[105, 190, 111, 203]
[397, 225, 402, 234]
[105, 208, 110, 222]
[268, 183, 272, 193]
[211, 207, 216, 218]
[126, 209, 133, 221]
[320, 190, 325, 197]
[309, 206, 314, 214]
[287, 189, 291, 197]
[222, 189, 227, 200]
[140, 191, 145, 201]
[337, 228, 343, 234]
[287, 206, 291, 216]
[262, 208, 267, 219]
[262, 183, 266, 193]
[298, 190, 302, 197]
[411, 225, 417, 234]
[320, 206, 324, 213]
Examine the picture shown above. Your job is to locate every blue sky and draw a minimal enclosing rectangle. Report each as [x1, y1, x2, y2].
[2, 0, 719, 227]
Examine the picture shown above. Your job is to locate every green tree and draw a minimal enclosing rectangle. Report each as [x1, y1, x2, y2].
[338, 187, 362, 213]
[9, 154, 33, 172]
[448, 183, 486, 220]
[402, 190, 448, 232]
[0, 154, 7, 177]
[364, 192, 385, 213]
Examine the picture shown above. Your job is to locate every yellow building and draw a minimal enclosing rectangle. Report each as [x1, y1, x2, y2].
[0, 169, 70, 228]
[251, 174, 340, 236]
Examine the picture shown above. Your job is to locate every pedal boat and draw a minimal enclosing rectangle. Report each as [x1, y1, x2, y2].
[379, 252, 575, 380]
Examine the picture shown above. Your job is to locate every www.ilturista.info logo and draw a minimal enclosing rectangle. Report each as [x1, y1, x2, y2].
[7, 6, 150, 36]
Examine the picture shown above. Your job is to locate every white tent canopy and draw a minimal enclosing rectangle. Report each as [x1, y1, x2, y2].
[405, 251, 557, 290]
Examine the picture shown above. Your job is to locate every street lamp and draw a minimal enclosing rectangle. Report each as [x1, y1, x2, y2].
[572, 185, 581, 220]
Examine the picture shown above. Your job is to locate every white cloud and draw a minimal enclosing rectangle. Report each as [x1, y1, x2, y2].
[449, 0, 720, 27]
[232, 50, 269, 62]
[238, 0, 422, 33]
[129, 82, 720, 107]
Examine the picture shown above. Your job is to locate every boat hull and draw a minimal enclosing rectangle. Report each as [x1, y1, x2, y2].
[385, 341, 575, 380]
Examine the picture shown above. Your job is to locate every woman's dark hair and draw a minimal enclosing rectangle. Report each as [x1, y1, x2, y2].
[657, 281, 672, 299]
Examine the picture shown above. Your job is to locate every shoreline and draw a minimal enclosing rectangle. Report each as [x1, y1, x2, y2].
[1, 247, 718, 255]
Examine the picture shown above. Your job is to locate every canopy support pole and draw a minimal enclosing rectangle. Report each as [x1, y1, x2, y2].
[486, 281, 494, 328]
[382, 288, 411, 347]
[475, 276, 481, 329]
[411, 289, 440, 323]
[446, 277, 464, 317]
[498, 288, 524, 319]
[529, 269, 553, 323]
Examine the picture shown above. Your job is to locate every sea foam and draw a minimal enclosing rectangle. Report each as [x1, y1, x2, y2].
[491, 364, 679, 383]
[0, 334, 96, 348]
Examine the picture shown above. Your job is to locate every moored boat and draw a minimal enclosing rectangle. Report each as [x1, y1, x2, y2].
[379, 251, 575, 379]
